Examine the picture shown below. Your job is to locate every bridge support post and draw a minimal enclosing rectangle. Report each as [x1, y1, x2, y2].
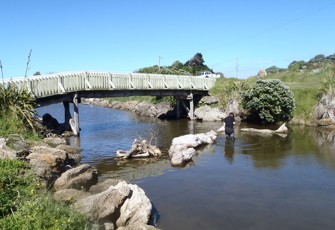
[73, 93, 80, 136]
[176, 99, 181, 119]
[63, 101, 71, 131]
[188, 93, 195, 120]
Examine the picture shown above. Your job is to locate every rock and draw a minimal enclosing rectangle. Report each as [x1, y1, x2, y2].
[241, 123, 288, 135]
[56, 144, 83, 164]
[200, 96, 219, 105]
[27, 146, 67, 178]
[169, 131, 217, 166]
[117, 223, 160, 230]
[74, 181, 131, 222]
[0, 138, 16, 159]
[169, 146, 195, 166]
[194, 105, 225, 121]
[317, 118, 335, 126]
[43, 137, 67, 146]
[116, 183, 152, 227]
[89, 179, 124, 194]
[53, 188, 91, 203]
[258, 69, 267, 78]
[6, 134, 29, 152]
[0, 148, 16, 160]
[0, 137, 6, 149]
[53, 164, 98, 191]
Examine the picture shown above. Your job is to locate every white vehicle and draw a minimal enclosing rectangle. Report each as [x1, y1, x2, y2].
[198, 71, 220, 78]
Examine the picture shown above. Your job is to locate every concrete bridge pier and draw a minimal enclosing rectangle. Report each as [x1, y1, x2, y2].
[62, 93, 80, 136]
[73, 93, 80, 136]
[175, 93, 195, 120]
[63, 101, 71, 131]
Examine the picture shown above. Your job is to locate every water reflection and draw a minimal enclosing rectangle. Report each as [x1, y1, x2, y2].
[224, 138, 235, 163]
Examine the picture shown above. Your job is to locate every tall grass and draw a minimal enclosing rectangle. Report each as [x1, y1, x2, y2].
[0, 159, 90, 229]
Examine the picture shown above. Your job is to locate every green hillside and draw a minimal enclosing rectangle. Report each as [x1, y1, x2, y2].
[210, 53, 335, 124]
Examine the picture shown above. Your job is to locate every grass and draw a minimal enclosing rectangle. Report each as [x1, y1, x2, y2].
[0, 159, 91, 230]
[210, 66, 335, 124]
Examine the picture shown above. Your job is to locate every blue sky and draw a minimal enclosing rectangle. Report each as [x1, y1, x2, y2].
[1, 0, 335, 79]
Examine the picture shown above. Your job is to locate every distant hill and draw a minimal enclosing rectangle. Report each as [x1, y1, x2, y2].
[265, 53, 335, 75]
[135, 53, 224, 77]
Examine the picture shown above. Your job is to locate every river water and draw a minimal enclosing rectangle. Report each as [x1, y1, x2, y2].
[37, 103, 335, 230]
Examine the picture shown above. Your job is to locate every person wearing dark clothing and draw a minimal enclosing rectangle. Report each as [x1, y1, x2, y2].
[223, 112, 235, 138]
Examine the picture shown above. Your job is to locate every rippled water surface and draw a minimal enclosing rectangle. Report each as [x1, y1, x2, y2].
[37, 104, 335, 230]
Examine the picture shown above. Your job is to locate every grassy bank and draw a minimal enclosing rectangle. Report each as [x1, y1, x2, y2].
[0, 159, 91, 229]
[0, 85, 91, 229]
[210, 66, 334, 124]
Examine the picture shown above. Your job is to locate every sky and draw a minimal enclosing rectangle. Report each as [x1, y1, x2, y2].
[1, 0, 335, 79]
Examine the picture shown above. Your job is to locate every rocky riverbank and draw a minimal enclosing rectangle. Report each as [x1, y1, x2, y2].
[81, 96, 232, 121]
[0, 135, 160, 230]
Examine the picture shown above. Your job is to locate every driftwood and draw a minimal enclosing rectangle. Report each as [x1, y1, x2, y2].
[116, 139, 162, 159]
[240, 123, 288, 136]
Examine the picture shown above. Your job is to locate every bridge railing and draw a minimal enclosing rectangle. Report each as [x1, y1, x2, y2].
[3, 71, 216, 98]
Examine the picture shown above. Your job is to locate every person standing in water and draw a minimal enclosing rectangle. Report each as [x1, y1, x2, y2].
[224, 112, 235, 139]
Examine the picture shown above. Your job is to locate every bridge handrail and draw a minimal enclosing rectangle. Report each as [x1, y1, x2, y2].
[2, 71, 216, 98]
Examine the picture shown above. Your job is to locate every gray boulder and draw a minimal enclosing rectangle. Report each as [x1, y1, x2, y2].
[43, 137, 67, 146]
[200, 96, 219, 105]
[169, 131, 218, 166]
[74, 181, 131, 222]
[27, 146, 67, 178]
[89, 179, 124, 194]
[194, 105, 225, 121]
[116, 183, 152, 227]
[117, 223, 161, 230]
[53, 164, 98, 191]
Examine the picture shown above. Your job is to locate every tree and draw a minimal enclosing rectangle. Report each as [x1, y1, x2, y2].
[288, 60, 306, 72]
[242, 79, 295, 123]
[265, 66, 285, 75]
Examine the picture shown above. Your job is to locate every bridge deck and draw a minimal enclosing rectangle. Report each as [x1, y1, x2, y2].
[4, 71, 216, 101]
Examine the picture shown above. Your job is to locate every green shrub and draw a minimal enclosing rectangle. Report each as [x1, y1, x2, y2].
[242, 79, 295, 123]
[0, 83, 37, 134]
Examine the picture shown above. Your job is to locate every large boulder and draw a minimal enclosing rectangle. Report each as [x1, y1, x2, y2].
[118, 223, 161, 230]
[314, 93, 335, 126]
[74, 181, 153, 228]
[134, 101, 171, 118]
[116, 183, 152, 227]
[169, 131, 217, 166]
[0, 138, 16, 159]
[89, 179, 124, 194]
[27, 146, 67, 178]
[200, 96, 219, 105]
[53, 164, 98, 191]
[74, 181, 131, 222]
[194, 105, 225, 121]
[43, 137, 67, 147]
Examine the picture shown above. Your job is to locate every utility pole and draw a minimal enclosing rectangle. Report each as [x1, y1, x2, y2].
[235, 58, 239, 78]
[158, 56, 163, 70]
[0, 59, 3, 85]
[24, 49, 32, 79]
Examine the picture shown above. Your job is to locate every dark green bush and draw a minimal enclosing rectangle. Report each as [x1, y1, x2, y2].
[242, 79, 295, 123]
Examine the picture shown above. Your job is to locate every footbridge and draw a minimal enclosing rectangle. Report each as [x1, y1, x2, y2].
[4, 71, 217, 135]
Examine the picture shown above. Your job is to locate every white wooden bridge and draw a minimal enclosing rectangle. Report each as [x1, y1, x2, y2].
[4, 71, 217, 135]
